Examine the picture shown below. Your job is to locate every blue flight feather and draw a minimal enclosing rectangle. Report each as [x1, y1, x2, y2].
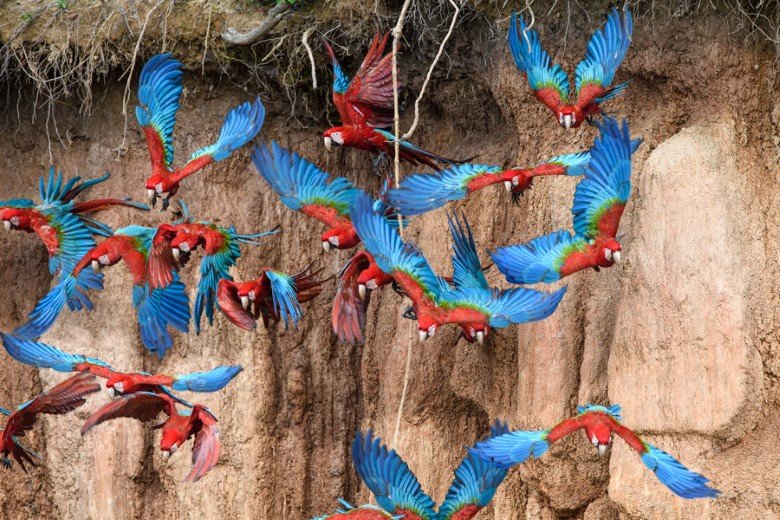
[471, 426, 551, 469]
[491, 230, 587, 284]
[189, 98, 265, 163]
[641, 444, 720, 499]
[447, 212, 488, 290]
[0, 333, 110, 372]
[170, 365, 243, 392]
[509, 12, 570, 102]
[574, 8, 633, 94]
[266, 270, 303, 329]
[135, 53, 183, 168]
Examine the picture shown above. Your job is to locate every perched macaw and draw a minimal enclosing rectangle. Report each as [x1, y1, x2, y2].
[1, 372, 100, 470]
[350, 191, 566, 342]
[491, 117, 639, 284]
[1, 333, 242, 404]
[313, 422, 509, 520]
[65, 225, 191, 358]
[2, 168, 149, 340]
[81, 391, 219, 482]
[252, 142, 397, 345]
[136, 53, 265, 210]
[216, 264, 325, 330]
[388, 152, 590, 215]
[322, 33, 460, 170]
[509, 8, 633, 129]
[146, 202, 278, 333]
[472, 404, 721, 499]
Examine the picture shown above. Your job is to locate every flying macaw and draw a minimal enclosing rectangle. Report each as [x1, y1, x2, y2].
[1, 333, 242, 403]
[146, 202, 278, 334]
[2, 168, 149, 340]
[350, 191, 566, 342]
[1, 372, 100, 470]
[216, 264, 325, 330]
[491, 117, 639, 284]
[252, 142, 397, 345]
[509, 8, 633, 129]
[136, 53, 266, 210]
[64, 225, 191, 358]
[322, 33, 460, 170]
[313, 422, 509, 520]
[81, 391, 220, 482]
[472, 404, 721, 499]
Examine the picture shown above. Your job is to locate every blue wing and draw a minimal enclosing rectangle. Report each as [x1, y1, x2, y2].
[443, 285, 567, 328]
[351, 430, 437, 520]
[491, 230, 588, 284]
[447, 212, 488, 290]
[574, 8, 633, 96]
[135, 53, 183, 168]
[133, 276, 190, 359]
[640, 444, 720, 499]
[12, 276, 76, 340]
[543, 151, 591, 176]
[471, 427, 551, 469]
[1, 333, 110, 372]
[188, 98, 265, 163]
[387, 164, 503, 216]
[170, 365, 243, 392]
[252, 142, 358, 215]
[266, 270, 304, 329]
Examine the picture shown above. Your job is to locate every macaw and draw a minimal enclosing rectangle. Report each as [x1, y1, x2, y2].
[313, 422, 509, 520]
[252, 142, 397, 345]
[388, 152, 590, 215]
[81, 391, 220, 482]
[1, 333, 242, 404]
[64, 225, 191, 358]
[322, 33, 460, 170]
[146, 202, 278, 333]
[350, 191, 566, 342]
[472, 404, 721, 499]
[216, 264, 325, 330]
[312, 500, 401, 520]
[2, 168, 149, 340]
[1, 372, 100, 470]
[491, 117, 639, 284]
[136, 53, 266, 210]
[509, 8, 633, 129]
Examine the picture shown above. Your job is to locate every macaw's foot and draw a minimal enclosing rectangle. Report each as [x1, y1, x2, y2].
[593, 265, 601, 272]
[161, 195, 173, 212]
[391, 281, 407, 298]
[372, 153, 390, 174]
[402, 306, 417, 320]
[0, 458, 11, 469]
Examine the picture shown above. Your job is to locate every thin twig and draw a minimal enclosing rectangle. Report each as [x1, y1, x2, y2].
[202, 4, 213, 74]
[302, 27, 318, 89]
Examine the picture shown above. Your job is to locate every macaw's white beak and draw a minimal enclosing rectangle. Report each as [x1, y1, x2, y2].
[476, 331, 485, 344]
[3, 221, 10, 232]
[324, 136, 333, 152]
[418, 330, 428, 342]
[172, 248, 180, 261]
[563, 115, 573, 129]
[358, 284, 367, 299]
[106, 387, 117, 399]
[598, 444, 609, 456]
[241, 296, 250, 309]
[91, 260, 100, 273]
[147, 189, 157, 205]
[162, 450, 171, 460]
[612, 251, 621, 263]
[503, 181, 512, 192]
[322, 241, 331, 252]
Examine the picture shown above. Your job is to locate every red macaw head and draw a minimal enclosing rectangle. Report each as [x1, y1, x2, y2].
[323, 127, 347, 151]
[85, 241, 122, 273]
[599, 238, 622, 267]
[321, 226, 359, 252]
[169, 225, 205, 262]
[557, 106, 583, 130]
[235, 280, 264, 310]
[356, 264, 392, 299]
[145, 174, 178, 208]
[416, 313, 439, 342]
[104, 374, 135, 398]
[498, 169, 533, 195]
[159, 418, 189, 459]
[584, 422, 613, 456]
[1, 208, 35, 232]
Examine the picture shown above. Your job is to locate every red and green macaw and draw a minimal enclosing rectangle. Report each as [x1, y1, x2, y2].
[322, 33, 460, 170]
[509, 8, 633, 129]
[217, 265, 325, 330]
[252, 142, 397, 345]
[491, 117, 640, 284]
[0, 372, 100, 470]
[313, 422, 509, 520]
[472, 404, 721, 499]
[146, 202, 278, 333]
[1, 333, 241, 405]
[136, 53, 265, 210]
[67, 225, 191, 358]
[2, 167, 149, 340]
[350, 191, 566, 342]
[81, 391, 220, 482]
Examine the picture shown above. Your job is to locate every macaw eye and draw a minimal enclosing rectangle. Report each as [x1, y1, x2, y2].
[99, 254, 111, 265]
[155, 182, 164, 194]
[248, 290, 256, 301]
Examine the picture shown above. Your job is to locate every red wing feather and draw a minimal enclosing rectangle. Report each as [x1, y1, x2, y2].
[611, 421, 646, 453]
[186, 422, 221, 483]
[81, 392, 173, 436]
[217, 279, 257, 331]
[343, 32, 396, 128]
[534, 87, 566, 116]
[147, 225, 179, 289]
[574, 83, 606, 112]
[597, 203, 625, 240]
[332, 251, 372, 345]
[546, 415, 587, 443]
[143, 127, 169, 172]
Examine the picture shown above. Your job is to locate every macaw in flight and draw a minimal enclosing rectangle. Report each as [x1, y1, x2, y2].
[313, 422, 509, 520]
[146, 201, 278, 334]
[509, 7, 633, 129]
[322, 33, 461, 170]
[2, 168, 149, 340]
[350, 191, 567, 342]
[1, 372, 100, 470]
[136, 53, 265, 210]
[1, 334, 242, 404]
[251, 142, 397, 345]
[81, 391, 220, 483]
[217, 264, 325, 331]
[472, 404, 721, 499]
[491, 117, 639, 284]
[65, 225, 190, 358]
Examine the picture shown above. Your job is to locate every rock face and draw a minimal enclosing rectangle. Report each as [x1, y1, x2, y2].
[0, 3, 777, 519]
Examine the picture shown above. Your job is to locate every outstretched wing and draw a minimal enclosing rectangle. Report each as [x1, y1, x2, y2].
[387, 164, 504, 216]
[352, 430, 437, 520]
[12, 275, 77, 340]
[471, 428, 551, 469]
[322, 40, 353, 124]
[332, 251, 372, 346]
[81, 391, 173, 436]
[509, 12, 570, 114]
[444, 285, 567, 328]
[572, 117, 636, 240]
[265, 270, 304, 329]
[186, 419, 221, 483]
[147, 224, 179, 289]
[342, 32, 395, 128]
[574, 8, 633, 109]
[447, 212, 488, 290]
[0, 333, 111, 374]
[491, 230, 589, 284]
[217, 279, 257, 331]
[135, 53, 183, 170]
[168, 365, 243, 393]
[532, 151, 591, 177]
[133, 277, 190, 359]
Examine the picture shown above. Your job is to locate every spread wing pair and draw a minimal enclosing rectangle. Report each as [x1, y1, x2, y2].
[137, 53, 265, 209]
[509, 7, 633, 129]
[472, 404, 720, 499]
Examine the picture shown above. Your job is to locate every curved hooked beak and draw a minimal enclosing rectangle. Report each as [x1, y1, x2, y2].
[418, 330, 428, 342]
[358, 284, 367, 299]
[91, 260, 100, 273]
[503, 181, 512, 192]
[322, 241, 331, 252]
[476, 331, 485, 344]
[562, 115, 573, 129]
[162, 450, 171, 460]
[106, 387, 117, 399]
[241, 296, 250, 309]
[324, 136, 333, 152]
[147, 189, 157, 207]
[598, 444, 609, 456]
[172, 248, 180, 261]
[612, 251, 622, 263]
[3, 221, 10, 232]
